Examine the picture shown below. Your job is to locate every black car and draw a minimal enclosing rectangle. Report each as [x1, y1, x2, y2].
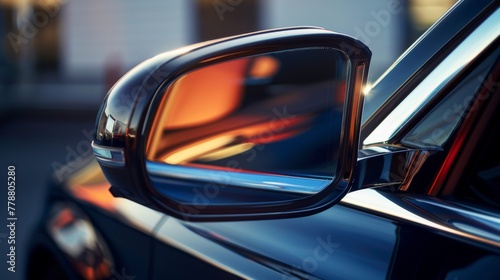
[28, 0, 500, 279]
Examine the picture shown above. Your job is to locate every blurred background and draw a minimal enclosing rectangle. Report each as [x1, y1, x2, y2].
[0, 0, 456, 116]
[0, 0, 454, 279]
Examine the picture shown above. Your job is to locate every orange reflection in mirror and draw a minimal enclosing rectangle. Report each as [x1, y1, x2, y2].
[147, 47, 347, 177]
[163, 58, 250, 129]
[148, 57, 251, 159]
[248, 55, 280, 79]
[162, 115, 309, 165]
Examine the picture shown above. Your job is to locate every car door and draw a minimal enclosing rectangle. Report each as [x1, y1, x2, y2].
[343, 42, 500, 279]
[344, 5, 500, 279]
[149, 4, 500, 280]
[148, 43, 499, 280]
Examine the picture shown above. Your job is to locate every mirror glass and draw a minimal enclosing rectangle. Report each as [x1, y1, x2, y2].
[146, 48, 349, 197]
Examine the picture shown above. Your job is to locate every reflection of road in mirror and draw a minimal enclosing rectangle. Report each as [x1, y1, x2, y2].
[147, 47, 348, 179]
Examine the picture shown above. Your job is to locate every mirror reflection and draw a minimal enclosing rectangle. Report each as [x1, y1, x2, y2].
[147, 48, 348, 183]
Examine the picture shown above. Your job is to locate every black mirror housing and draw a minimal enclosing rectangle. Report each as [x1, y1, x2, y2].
[92, 27, 371, 221]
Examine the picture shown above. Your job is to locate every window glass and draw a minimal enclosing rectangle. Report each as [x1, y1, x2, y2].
[402, 47, 500, 149]
[456, 97, 500, 209]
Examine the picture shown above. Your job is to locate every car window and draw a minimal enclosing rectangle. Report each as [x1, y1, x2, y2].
[362, 6, 500, 145]
[401, 46, 500, 149]
[459, 126, 500, 209]
[420, 43, 500, 209]
[454, 88, 500, 209]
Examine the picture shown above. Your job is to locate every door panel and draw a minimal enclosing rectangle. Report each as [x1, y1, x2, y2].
[151, 202, 499, 279]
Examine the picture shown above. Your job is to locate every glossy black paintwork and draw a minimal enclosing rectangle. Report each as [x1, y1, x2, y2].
[152, 201, 397, 279]
[176, 202, 499, 279]
[30, 159, 500, 279]
[27, 0, 500, 279]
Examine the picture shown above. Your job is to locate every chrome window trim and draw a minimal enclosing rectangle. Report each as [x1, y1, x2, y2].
[364, 8, 500, 145]
[146, 161, 331, 194]
[341, 189, 500, 251]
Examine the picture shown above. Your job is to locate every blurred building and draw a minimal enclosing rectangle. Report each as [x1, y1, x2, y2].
[0, 0, 455, 117]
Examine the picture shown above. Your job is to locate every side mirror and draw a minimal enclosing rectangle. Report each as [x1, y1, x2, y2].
[92, 27, 371, 221]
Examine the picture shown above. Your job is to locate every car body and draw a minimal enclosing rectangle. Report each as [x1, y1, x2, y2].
[27, 0, 500, 279]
